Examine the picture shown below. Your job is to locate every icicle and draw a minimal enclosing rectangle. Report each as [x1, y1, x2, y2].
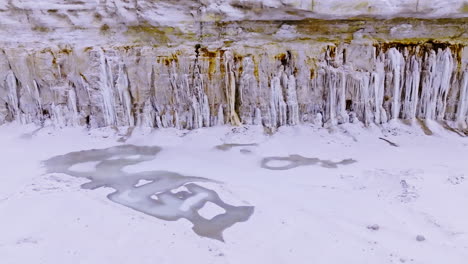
[161, 110, 172, 128]
[435, 49, 453, 120]
[371, 58, 386, 124]
[191, 95, 202, 129]
[337, 70, 348, 124]
[68, 88, 78, 126]
[388, 48, 403, 120]
[321, 64, 348, 126]
[419, 51, 436, 119]
[360, 73, 372, 125]
[216, 105, 224, 125]
[57, 62, 62, 78]
[223, 52, 241, 126]
[419, 49, 454, 120]
[253, 107, 262, 125]
[286, 75, 299, 125]
[5, 71, 19, 119]
[116, 62, 134, 126]
[32, 80, 42, 109]
[202, 94, 210, 127]
[326, 68, 338, 126]
[314, 113, 323, 126]
[175, 111, 182, 129]
[0, 43, 465, 131]
[401, 55, 420, 120]
[155, 114, 162, 128]
[141, 100, 155, 127]
[270, 75, 287, 127]
[456, 71, 468, 127]
[99, 49, 116, 126]
[51, 103, 66, 127]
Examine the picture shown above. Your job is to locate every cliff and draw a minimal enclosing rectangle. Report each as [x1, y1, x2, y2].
[0, 1, 467, 130]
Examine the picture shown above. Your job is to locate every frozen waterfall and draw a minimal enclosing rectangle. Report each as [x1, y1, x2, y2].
[1, 42, 467, 130]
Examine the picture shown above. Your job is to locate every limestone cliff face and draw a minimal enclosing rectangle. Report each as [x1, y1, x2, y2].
[0, 1, 468, 130]
[1, 1, 467, 45]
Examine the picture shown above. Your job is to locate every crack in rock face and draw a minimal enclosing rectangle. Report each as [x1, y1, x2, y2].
[261, 154, 356, 170]
[43, 145, 254, 241]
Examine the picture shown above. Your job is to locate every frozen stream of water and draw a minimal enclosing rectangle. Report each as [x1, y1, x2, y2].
[261, 155, 357, 170]
[43, 145, 254, 241]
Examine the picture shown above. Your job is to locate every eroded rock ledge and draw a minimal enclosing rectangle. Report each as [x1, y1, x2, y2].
[0, 17, 467, 131]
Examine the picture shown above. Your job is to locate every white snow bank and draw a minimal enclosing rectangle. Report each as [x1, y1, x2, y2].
[0, 122, 467, 263]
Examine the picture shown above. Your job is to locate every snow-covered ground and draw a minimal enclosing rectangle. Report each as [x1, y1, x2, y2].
[1, 122, 468, 264]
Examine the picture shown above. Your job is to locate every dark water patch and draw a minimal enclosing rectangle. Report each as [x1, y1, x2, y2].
[215, 143, 258, 151]
[43, 145, 254, 241]
[261, 154, 356, 170]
